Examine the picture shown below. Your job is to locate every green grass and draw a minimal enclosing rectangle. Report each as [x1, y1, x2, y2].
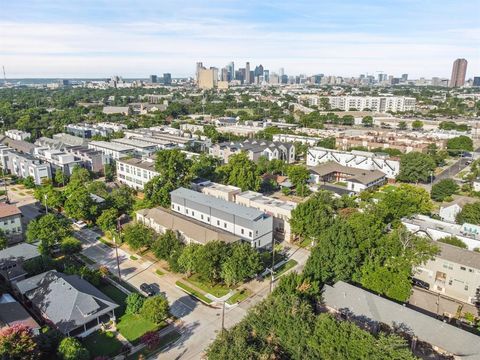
[78, 253, 95, 265]
[97, 283, 128, 316]
[226, 108, 254, 115]
[274, 259, 298, 277]
[117, 314, 161, 344]
[176, 281, 212, 304]
[83, 330, 122, 358]
[130, 255, 138, 260]
[156, 269, 164, 276]
[126, 330, 181, 359]
[99, 238, 114, 247]
[227, 288, 252, 305]
[185, 274, 230, 298]
[298, 237, 313, 248]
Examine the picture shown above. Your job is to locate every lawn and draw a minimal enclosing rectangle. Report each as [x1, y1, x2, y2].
[274, 259, 298, 277]
[83, 330, 122, 358]
[130, 255, 138, 260]
[176, 281, 212, 304]
[227, 288, 252, 305]
[126, 330, 181, 359]
[185, 274, 230, 298]
[226, 108, 254, 115]
[117, 314, 161, 344]
[97, 283, 128, 316]
[156, 269, 164, 276]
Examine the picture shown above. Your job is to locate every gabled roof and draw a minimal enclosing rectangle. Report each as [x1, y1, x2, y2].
[0, 203, 22, 219]
[15, 271, 118, 334]
[323, 281, 480, 359]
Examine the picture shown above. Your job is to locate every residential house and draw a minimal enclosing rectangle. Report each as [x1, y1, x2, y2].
[439, 197, 477, 223]
[414, 241, 480, 306]
[14, 270, 118, 338]
[0, 243, 40, 283]
[0, 294, 40, 334]
[0, 150, 51, 185]
[322, 281, 480, 359]
[4, 130, 30, 141]
[0, 203, 23, 244]
[116, 158, 159, 190]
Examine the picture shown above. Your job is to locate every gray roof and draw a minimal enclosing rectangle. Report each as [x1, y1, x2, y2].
[171, 187, 266, 222]
[309, 161, 386, 185]
[0, 243, 40, 263]
[436, 241, 480, 269]
[0, 294, 40, 330]
[14, 270, 118, 334]
[0, 137, 36, 154]
[323, 281, 480, 359]
[118, 157, 158, 172]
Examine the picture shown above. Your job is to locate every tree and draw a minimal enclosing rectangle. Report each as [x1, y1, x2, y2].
[34, 184, 64, 210]
[64, 187, 98, 221]
[0, 229, 7, 250]
[316, 137, 336, 149]
[65, 167, 91, 195]
[140, 295, 169, 324]
[397, 121, 407, 130]
[54, 169, 68, 186]
[190, 153, 220, 180]
[217, 152, 261, 191]
[430, 179, 458, 201]
[438, 236, 468, 249]
[140, 331, 161, 351]
[60, 237, 82, 257]
[155, 149, 192, 185]
[126, 293, 145, 315]
[397, 152, 436, 183]
[411, 120, 423, 130]
[109, 185, 134, 214]
[57, 337, 90, 360]
[376, 184, 432, 223]
[196, 241, 231, 283]
[456, 202, 480, 224]
[286, 165, 310, 194]
[177, 243, 202, 276]
[0, 324, 38, 360]
[290, 191, 337, 241]
[22, 176, 35, 189]
[26, 214, 72, 255]
[221, 242, 262, 286]
[122, 223, 155, 250]
[104, 163, 115, 182]
[319, 97, 331, 110]
[144, 176, 174, 207]
[446, 135, 474, 156]
[361, 116, 373, 127]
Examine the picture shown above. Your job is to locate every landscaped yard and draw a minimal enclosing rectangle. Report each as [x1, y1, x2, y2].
[156, 269, 164, 276]
[126, 330, 182, 360]
[117, 314, 162, 344]
[185, 274, 230, 298]
[274, 259, 298, 277]
[97, 283, 128, 316]
[176, 281, 212, 304]
[83, 330, 122, 358]
[227, 288, 252, 305]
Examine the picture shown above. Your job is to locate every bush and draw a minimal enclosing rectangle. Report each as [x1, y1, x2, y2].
[140, 331, 161, 350]
[57, 337, 90, 360]
[126, 293, 145, 315]
[438, 236, 468, 249]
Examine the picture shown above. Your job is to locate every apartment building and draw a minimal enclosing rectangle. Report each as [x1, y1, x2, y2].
[0, 203, 23, 244]
[124, 129, 195, 149]
[193, 181, 296, 242]
[116, 158, 159, 190]
[414, 242, 480, 305]
[216, 124, 264, 138]
[402, 215, 480, 251]
[326, 96, 416, 112]
[306, 147, 399, 179]
[0, 149, 51, 185]
[66, 146, 104, 173]
[33, 148, 82, 176]
[272, 134, 324, 146]
[111, 138, 158, 156]
[52, 133, 89, 147]
[102, 106, 131, 115]
[88, 141, 135, 162]
[170, 187, 273, 248]
[209, 139, 295, 164]
[5, 130, 30, 141]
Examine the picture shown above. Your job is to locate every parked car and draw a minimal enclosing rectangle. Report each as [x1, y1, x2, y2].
[412, 278, 430, 290]
[140, 283, 155, 296]
[73, 220, 87, 230]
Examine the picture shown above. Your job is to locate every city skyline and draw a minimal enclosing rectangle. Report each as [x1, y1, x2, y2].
[1, 0, 479, 78]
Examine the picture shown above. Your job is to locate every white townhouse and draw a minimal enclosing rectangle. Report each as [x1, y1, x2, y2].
[170, 187, 273, 248]
[116, 158, 159, 190]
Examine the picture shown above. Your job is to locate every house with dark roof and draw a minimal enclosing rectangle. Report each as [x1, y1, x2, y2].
[323, 281, 480, 359]
[13, 271, 118, 337]
[0, 293, 40, 334]
[309, 161, 387, 194]
[0, 243, 40, 283]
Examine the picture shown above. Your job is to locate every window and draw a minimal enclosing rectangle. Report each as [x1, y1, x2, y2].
[3, 221, 6, 225]
[224, 223, 227, 228]
[241, 229, 244, 234]
[177, 206, 180, 211]
[171, 204, 175, 209]
[192, 211, 195, 216]
[207, 217, 210, 222]
[201, 214, 204, 220]
[10, 219, 14, 224]
[465, 285, 469, 291]
[186, 209, 189, 214]
[249, 231, 252, 237]
[448, 280, 453, 285]
[469, 269, 474, 273]
[217, 220, 220, 226]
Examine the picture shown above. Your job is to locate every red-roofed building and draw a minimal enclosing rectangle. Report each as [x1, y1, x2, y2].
[0, 203, 22, 244]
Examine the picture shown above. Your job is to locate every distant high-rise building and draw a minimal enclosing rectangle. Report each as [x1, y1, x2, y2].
[245, 62, 251, 84]
[163, 73, 172, 85]
[220, 67, 229, 82]
[196, 62, 204, 83]
[263, 70, 269, 83]
[235, 69, 244, 83]
[197, 68, 217, 89]
[150, 75, 158, 83]
[281, 74, 288, 84]
[279, 68, 284, 77]
[473, 77, 480, 87]
[227, 62, 234, 81]
[401, 74, 408, 82]
[254, 65, 264, 77]
[450, 58, 468, 87]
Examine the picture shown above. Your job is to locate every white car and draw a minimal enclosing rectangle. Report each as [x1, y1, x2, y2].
[73, 220, 87, 230]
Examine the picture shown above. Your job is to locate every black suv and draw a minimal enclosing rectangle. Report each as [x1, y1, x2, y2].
[140, 283, 155, 296]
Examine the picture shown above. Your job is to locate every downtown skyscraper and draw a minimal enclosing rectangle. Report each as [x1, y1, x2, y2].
[450, 58, 468, 87]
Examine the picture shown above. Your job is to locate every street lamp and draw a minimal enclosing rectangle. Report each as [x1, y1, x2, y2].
[44, 194, 48, 214]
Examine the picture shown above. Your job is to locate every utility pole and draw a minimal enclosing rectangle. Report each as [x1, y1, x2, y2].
[44, 194, 48, 214]
[270, 238, 276, 293]
[221, 301, 225, 333]
[114, 215, 123, 279]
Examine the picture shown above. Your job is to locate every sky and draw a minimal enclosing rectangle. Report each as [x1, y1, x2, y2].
[1, 0, 479, 78]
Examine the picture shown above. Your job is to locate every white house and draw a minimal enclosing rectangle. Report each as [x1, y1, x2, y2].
[438, 197, 477, 223]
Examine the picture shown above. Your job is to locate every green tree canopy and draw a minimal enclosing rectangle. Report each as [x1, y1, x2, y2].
[456, 202, 480, 224]
[26, 214, 71, 255]
[96, 208, 119, 233]
[57, 337, 89, 360]
[217, 152, 261, 191]
[60, 237, 82, 257]
[446, 135, 474, 156]
[140, 295, 169, 324]
[63, 187, 99, 221]
[397, 152, 436, 183]
[0, 324, 38, 360]
[430, 179, 459, 201]
[122, 223, 156, 250]
[221, 242, 262, 286]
